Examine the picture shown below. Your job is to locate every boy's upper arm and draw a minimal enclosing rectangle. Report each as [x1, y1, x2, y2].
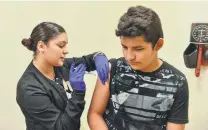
[89, 73, 111, 115]
[167, 122, 185, 130]
[89, 59, 116, 115]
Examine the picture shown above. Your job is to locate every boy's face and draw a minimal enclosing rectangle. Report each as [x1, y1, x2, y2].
[120, 36, 162, 71]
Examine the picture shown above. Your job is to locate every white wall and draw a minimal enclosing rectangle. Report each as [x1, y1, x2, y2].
[1, 1, 208, 130]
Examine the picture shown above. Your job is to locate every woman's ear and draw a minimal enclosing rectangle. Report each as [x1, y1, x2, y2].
[37, 41, 46, 53]
[154, 38, 164, 51]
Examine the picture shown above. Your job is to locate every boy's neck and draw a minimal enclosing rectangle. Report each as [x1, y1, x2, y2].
[140, 58, 163, 73]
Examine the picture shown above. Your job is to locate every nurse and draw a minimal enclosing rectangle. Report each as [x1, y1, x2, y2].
[16, 22, 109, 130]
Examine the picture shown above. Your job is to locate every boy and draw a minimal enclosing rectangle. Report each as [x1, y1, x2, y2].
[88, 5, 189, 130]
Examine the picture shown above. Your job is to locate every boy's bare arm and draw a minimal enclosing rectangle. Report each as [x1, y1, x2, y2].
[87, 75, 110, 130]
[167, 122, 185, 130]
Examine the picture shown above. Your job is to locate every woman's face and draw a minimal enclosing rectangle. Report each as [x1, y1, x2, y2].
[42, 32, 69, 66]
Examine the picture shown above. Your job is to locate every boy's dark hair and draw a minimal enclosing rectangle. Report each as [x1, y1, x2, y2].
[115, 5, 163, 47]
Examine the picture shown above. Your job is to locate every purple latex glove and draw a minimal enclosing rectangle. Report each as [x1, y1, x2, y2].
[69, 62, 86, 91]
[94, 54, 110, 84]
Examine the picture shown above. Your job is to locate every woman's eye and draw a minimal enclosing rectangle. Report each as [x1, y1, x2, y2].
[58, 45, 64, 48]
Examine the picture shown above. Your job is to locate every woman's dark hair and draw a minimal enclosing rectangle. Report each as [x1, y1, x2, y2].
[22, 22, 66, 55]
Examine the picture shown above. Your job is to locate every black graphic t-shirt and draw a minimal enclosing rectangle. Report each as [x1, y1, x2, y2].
[103, 58, 189, 130]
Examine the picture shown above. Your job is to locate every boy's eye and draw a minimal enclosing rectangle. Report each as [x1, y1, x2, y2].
[122, 46, 127, 49]
[135, 48, 144, 51]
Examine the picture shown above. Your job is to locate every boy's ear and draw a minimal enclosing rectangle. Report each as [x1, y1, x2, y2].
[154, 38, 164, 51]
